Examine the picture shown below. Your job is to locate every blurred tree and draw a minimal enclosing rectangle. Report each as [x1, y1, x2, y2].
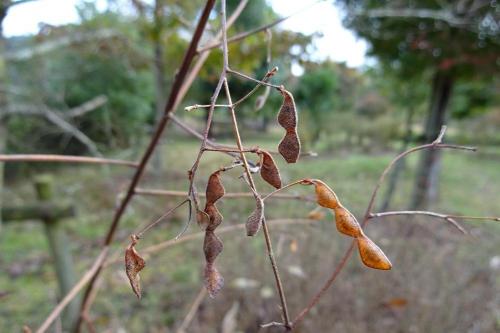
[339, 0, 500, 208]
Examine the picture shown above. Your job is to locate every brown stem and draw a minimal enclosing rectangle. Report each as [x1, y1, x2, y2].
[291, 127, 477, 328]
[0, 154, 138, 167]
[75, 1, 217, 330]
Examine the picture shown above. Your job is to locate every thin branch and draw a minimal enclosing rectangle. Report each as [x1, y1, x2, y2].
[35, 247, 109, 333]
[136, 199, 190, 238]
[134, 188, 315, 202]
[370, 211, 499, 224]
[176, 288, 207, 333]
[291, 126, 477, 328]
[227, 68, 282, 89]
[75, 2, 217, 330]
[368, 210, 468, 234]
[197, 0, 325, 53]
[66, 95, 108, 118]
[0, 154, 138, 167]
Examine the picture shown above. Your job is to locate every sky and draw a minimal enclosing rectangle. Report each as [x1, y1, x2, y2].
[3, 0, 368, 67]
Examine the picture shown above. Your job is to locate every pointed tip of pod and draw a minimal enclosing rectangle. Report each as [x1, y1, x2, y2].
[357, 235, 392, 270]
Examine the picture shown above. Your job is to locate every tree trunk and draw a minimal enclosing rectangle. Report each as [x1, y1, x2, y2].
[410, 70, 454, 209]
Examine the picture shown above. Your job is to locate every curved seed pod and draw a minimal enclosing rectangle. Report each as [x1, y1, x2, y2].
[277, 88, 297, 129]
[196, 209, 210, 231]
[204, 264, 224, 298]
[334, 206, 362, 238]
[259, 150, 282, 189]
[125, 235, 146, 299]
[357, 234, 392, 270]
[278, 131, 301, 163]
[204, 203, 223, 231]
[206, 171, 225, 204]
[246, 197, 264, 236]
[204, 230, 223, 263]
[312, 180, 340, 209]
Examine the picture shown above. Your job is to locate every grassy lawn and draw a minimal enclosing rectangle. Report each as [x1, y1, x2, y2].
[1, 135, 499, 332]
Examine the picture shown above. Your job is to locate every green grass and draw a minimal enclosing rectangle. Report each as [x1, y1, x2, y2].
[1, 136, 499, 331]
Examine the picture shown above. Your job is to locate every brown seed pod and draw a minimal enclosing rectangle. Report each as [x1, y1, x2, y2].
[125, 235, 146, 299]
[246, 197, 264, 236]
[277, 88, 297, 129]
[334, 206, 362, 238]
[278, 131, 301, 163]
[204, 230, 223, 263]
[196, 209, 210, 231]
[357, 234, 392, 270]
[311, 180, 340, 209]
[259, 150, 282, 189]
[206, 171, 225, 205]
[204, 264, 224, 298]
[204, 203, 223, 231]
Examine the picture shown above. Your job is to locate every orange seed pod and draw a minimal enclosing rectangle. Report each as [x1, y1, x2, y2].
[334, 206, 362, 238]
[312, 180, 340, 209]
[357, 234, 392, 270]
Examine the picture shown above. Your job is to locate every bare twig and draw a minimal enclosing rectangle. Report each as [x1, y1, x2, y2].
[291, 126, 477, 328]
[176, 288, 207, 333]
[0, 154, 138, 167]
[134, 188, 314, 202]
[368, 210, 468, 234]
[35, 247, 109, 333]
[75, 2, 217, 330]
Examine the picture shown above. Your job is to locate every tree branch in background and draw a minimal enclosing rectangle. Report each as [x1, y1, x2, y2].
[0, 154, 138, 167]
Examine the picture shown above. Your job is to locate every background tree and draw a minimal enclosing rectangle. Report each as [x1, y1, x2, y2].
[339, 0, 500, 208]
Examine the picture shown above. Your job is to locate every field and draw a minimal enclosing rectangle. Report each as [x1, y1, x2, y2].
[1, 134, 499, 332]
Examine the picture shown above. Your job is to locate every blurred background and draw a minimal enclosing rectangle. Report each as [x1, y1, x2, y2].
[0, 0, 499, 332]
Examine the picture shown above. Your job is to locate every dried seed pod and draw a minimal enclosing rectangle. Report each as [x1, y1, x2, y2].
[307, 209, 326, 220]
[204, 203, 223, 231]
[334, 206, 362, 238]
[312, 180, 339, 209]
[204, 264, 224, 298]
[277, 88, 297, 129]
[246, 197, 264, 236]
[125, 235, 146, 299]
[357, 234, 392, 270]
[204, 230, 223, 263]
[278, 131, 301, 163]
[196, 209, 210, 230]
[206, 171, 225, 205]
[259, 150, 282, 189]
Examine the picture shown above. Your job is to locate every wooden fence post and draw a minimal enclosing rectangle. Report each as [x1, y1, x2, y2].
[34, 175, 80, 331]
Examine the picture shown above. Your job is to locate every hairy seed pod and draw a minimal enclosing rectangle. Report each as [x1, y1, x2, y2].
[334, 206, 362, 238]
[204, 203, 223, 231]
[246, 197, 264, 236]
[196, 209, 210, 231]
[357, 234, 392, 270]
[206, 171, 225, 205]
[125, 235, 146, 299]
[204, 264, 224, 298]
[278, 131, 301, 163]
[312, 180, 340, 209]
[259, 150, 282, 189]
[204, 230, 223, 263]
[277, 88, 297, 129]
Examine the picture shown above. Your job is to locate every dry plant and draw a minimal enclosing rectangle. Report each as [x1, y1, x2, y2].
[1, 1, 499, 332]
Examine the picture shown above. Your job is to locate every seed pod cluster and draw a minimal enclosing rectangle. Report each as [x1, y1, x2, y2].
[125, 235, 146, 299]
[202, 171, 225, 297]
[257, 150, 282, 189]
[277, 88, 301, 163]
[303, 179, 392, 270]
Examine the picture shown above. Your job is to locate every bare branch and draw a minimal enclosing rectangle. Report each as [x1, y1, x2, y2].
[0, 154, 138, 167]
